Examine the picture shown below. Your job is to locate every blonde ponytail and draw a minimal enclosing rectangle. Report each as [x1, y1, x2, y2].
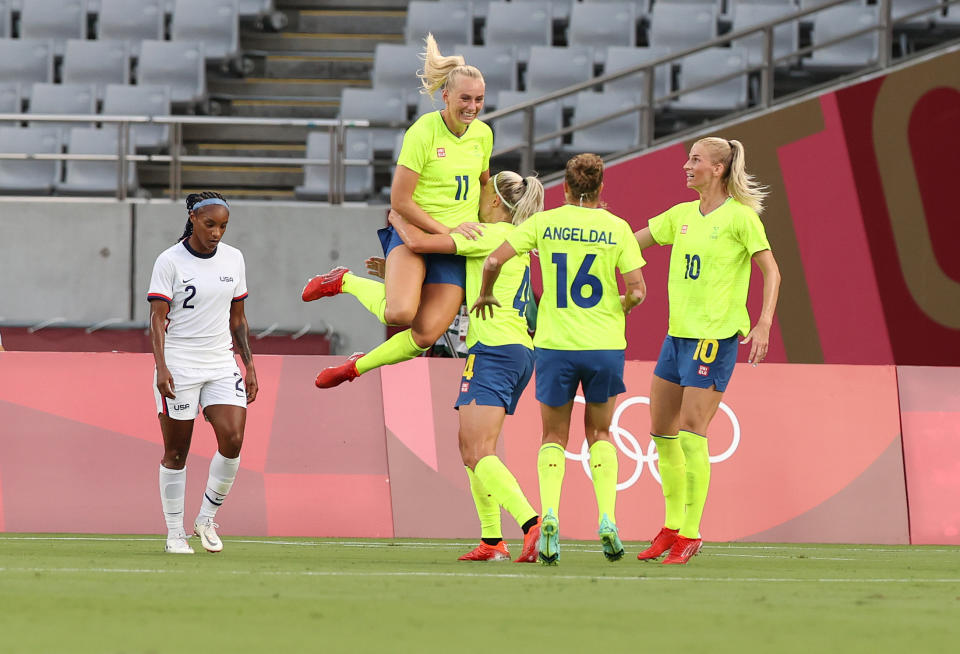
[417, 33, 483, 97]
[493, 171, 544, 225]
[696, 137, 767, 214]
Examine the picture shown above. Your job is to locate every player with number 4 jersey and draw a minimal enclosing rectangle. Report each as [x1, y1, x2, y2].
[387, 170, 545, 563]
[473, 154, 646, 565]
[634, 137, 781, 565]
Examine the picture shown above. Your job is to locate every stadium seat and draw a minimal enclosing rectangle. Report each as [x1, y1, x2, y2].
[372, 43, 422, 108]
[0, 0, 9, 39]
[0, 83, 19, 116]
[584, 0, 652, 20]
[452, 44, 519, 104]
[603, 45, 673, 105]
[239, 0, 272, 16]
[57, 127, 139, 196]
[97, 0, 165, 56]
[944, 1, 960, 25]
[566, 90, 643, 153]
[890, 0, 944, 25]
[674, 47, 750, 112]
[339, 88, 406, 154]
[171, 0, 240, 61]
[514, 0, 573, 23]
[806, 5, 879, 72]
[0, 40, 54, 98]
[62, 40, 130, 101]
[484, 1, 553, 63]
[730, 2, 800, 68]
[568, 1, 636, 63]
[19, 0, 87, 56]
[492, 89, 562, 153]
[0, 126, 61, 194]
[102, 83, 170, 151]
[648, 2, 719, 51]
[137, 39, 206, 107]
[525, 45, 594, 108]
[28, 83, 97, 129]
[295, 130, 374, 202]
[405, 1, 472, 48]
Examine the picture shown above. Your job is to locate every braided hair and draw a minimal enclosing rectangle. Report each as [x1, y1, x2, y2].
[178, 191, 227, 242]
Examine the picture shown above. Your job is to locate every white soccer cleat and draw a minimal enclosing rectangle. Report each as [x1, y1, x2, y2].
[165, 532, 195, 554]
[194, 518, 223, 553]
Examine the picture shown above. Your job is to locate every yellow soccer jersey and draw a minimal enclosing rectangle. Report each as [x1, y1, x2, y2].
[648, 198, 771, 339]
[507, 205, 645, 351]
[396, 111, 493, 229]
[452, 222, 533, 349]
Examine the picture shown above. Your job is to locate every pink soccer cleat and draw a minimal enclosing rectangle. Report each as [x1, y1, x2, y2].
[458, 541, 510, 561]
[662, 535, 703, 565]
[636, 526, 679, 561]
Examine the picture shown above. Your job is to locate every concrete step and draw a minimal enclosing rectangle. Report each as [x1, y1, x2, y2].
[145, 186, 297, 200]
[278, 0, 409, 9]
[194, 143, 307, 158]
[294, 9, 406, 34]
[183, 124, 311, 143]
[226, 98, 339, 118]
[140, 163, 305, 188]
[259, 54, 373, 79]
[243, 31, 403, 53]
[209, 76, 370, 98]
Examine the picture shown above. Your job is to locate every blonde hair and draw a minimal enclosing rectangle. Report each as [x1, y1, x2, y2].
[493, 171, 544, 225]
[565, 153, 604, 205]
[417, 33, 484, 97]
[695, 137, 767, 214]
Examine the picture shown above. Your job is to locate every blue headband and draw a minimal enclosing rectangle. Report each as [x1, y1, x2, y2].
[193, 198, 229, 211]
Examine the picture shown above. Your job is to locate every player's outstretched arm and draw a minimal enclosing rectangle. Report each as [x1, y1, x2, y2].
[388, 210, 457, 254]
[634, 226, 657, 250]
[621, 267, 647, 314]
[741, 249, 781, 365]
[230, 300, 258, 403]
[471, 240, 517, 319]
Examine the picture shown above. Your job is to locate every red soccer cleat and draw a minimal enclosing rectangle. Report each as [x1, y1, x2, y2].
[636, 526, 679, 561]
[315, 353, 364, 389]
[513, 518, 541, 563]
[662, 535, 703, 565]
[458, 541, 510, 561]
[301, 266, 349, 302]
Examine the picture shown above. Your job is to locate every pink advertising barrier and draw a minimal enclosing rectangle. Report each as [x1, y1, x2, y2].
[0, 352, 946, 543]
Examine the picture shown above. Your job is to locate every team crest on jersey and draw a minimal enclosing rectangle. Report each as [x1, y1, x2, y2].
[698, 365, 709, 376]
[680, 225, 688, 234]
[460, 382, 470, 393]
[711, 226, 720, 240]
[437, 147, 446, 158]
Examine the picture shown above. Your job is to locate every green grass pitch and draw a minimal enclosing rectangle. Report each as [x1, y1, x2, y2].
[1, 534, 958, 653]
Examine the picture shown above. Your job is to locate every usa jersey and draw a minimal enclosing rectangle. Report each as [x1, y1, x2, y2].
[147, 240, 248, 369]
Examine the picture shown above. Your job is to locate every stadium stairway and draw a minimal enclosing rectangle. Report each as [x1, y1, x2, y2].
[139, 0, 410, 199]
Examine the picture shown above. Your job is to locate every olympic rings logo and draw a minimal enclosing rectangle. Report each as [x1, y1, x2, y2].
[566, 395, 741, 490]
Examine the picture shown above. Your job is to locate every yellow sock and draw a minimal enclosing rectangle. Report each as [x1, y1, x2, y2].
[678, 430, 711, 539]
[465, 466, 501, 540]
[652, 434, 686, 531]
[475, 455, 537, 529]
[355, 329, 427, 375]
[537, 443, 566, 520]
[588, 440, 618, 525]
[341, 273, 387, 324]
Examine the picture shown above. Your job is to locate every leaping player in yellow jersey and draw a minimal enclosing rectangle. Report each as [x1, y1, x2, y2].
[387, 170, 546, 563]
[472, 154, 647, 565]
[302, 34, 491, 387]
[634, 137, 781, 565]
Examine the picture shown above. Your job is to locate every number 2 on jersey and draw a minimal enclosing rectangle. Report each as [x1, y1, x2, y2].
[552, 253, 601, 309]
[183, 285, 197, 309]
[454, 175, 470, 201]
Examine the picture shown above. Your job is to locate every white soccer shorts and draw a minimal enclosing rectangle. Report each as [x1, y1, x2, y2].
[153, 364, 246, 420]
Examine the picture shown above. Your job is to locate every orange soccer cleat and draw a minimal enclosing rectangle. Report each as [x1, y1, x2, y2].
[315, 353, 364, 389]
[513, 518, 541, 563]
[636, 527, 679, 561]
[458, 541, 510, 561]
[662, 535, 703, 565]
[301, 266, 349, 302]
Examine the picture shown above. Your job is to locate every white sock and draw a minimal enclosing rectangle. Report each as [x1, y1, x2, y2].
[159, 465, 186, 538]
[197, 452, 240, 521]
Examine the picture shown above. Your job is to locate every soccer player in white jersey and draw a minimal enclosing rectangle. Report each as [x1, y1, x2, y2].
[148, 192, 258, 554]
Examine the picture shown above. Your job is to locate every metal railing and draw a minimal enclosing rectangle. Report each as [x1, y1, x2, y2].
[482, 0, 959, 175]
[0, 115, 369, 203]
